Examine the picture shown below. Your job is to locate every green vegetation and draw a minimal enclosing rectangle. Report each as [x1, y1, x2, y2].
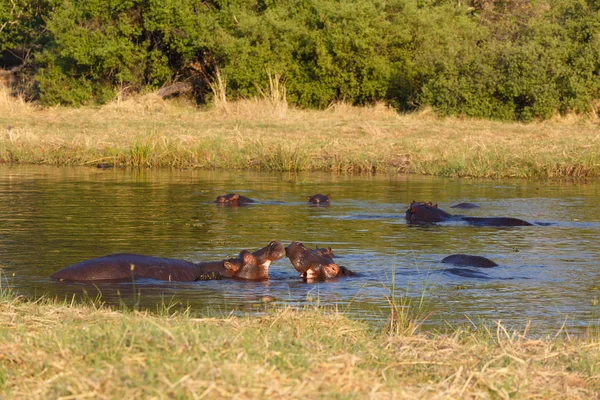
[1, 0, 599, 120]
[0, 287, 598, 398]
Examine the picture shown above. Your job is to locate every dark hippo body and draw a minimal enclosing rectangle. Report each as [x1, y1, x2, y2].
[450, 202, 480, 209]
[405, 201, 532, 226]
[441, 254, 498, 268]
[51, 241, 286, 282]
[307, 194, 330, 204]
[405, 201, 452, 223]
[285, 242, 353, 281]
[216, 193, 255, 206]
[460, 216, 532, 227]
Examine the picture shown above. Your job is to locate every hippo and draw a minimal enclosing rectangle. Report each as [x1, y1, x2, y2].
[441, 254, 498, 268]
[285, 241, 353, 281]
[216, 193, 255, 206]
[405, 201, 452, 223]
[405, 201, 532, 226]
[450, 202, 480, 209]
[307, 194, 330, 204]
[460, 216, 532, 226]
[51, 241, 286, 282]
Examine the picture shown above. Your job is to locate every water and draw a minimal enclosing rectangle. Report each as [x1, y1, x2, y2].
[0, 165, 599, 333]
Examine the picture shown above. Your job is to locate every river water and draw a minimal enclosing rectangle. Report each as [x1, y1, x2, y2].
[0, 165, 598, 334]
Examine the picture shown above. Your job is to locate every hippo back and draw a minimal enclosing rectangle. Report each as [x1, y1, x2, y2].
[51, 253, 200, 282]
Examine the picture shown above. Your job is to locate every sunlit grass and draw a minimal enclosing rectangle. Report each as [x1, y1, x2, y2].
[1, 86, 598, 178]
[0, 285, 598, 399]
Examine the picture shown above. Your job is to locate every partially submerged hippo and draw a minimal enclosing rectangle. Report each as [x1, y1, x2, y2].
[51, 241, 286, 282]
[216, 193, 255, 206]
[285, 241, 353, 281]
[441, 254, 498, 268]
[405, 201, 532, 226]
[405, 201, 451, 223]
[307, 194, 330, 204]
[450, 202, 480, 209]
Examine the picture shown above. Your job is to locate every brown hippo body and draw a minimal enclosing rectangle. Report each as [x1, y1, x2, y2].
[51, 241, 286, 282]
[307, 194, 330, 204]
[50, 254, 236, 282]
[441, 254, 498, 268]
[285, 242, 353, 281]
[405, 201, 532, 227]
[216, 193, 255, 206]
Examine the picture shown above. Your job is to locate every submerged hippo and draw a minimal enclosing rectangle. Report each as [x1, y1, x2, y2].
[51, 241, 286, 282]
[450, 202, 480, 209]
[405, 201, 532, 226]
[307, 194, 330, 204]
[216, 193, 255, 206]
[285, 241, 353, 281]
[441, 254, 498, 268]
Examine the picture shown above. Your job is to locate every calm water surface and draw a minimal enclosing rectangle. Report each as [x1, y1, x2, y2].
[1, 165, 599, 333]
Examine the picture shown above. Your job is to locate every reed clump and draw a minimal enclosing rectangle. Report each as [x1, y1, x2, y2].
[0, 289, 598, 399]
[1, 86, 599, 178]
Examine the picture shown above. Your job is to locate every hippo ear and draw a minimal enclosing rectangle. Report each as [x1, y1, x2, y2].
[327, 246, 332, 252]
[224, 260, 240, 272]
[231, 193, 239, 200]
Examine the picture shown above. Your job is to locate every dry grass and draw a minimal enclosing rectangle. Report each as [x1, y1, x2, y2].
[0, 291, 598, 399]
[1, 86, 599, 178]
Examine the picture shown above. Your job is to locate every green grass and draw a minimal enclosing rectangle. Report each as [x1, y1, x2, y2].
[1, 88, 599, 178]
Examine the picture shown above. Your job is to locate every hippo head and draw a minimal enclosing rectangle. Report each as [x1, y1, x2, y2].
[405, 201, 452, 223]
[232, 241, 286, 280]
[285, 241, 344, 281]
[252, 241, 286, 265]
[307, 194, 331, 204]
[231, 250, 268, 280]
[216, 193, 239, 204]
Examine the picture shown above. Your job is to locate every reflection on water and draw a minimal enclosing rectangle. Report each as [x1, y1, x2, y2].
[1, 165, 599, 334]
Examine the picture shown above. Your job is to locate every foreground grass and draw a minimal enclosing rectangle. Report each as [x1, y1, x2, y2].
[1, 88, 599, 178]
[0, 291, 598, 399]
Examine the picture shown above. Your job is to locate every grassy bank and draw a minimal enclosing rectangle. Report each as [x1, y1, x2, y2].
[1, 87, 599, 178]
[0, 289, 598, 399]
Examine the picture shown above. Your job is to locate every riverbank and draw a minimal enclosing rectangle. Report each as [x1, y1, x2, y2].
[1, 88, 599, 179]
[0, 289, 598, 399]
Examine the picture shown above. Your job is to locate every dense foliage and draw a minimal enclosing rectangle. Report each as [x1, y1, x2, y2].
[1, 0, 599, 120]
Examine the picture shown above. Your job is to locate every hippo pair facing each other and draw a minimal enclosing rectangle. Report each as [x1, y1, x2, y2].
[51, 241, 354, 283]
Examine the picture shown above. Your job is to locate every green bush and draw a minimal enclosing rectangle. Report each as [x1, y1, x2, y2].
[1, 0, 599, 120]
